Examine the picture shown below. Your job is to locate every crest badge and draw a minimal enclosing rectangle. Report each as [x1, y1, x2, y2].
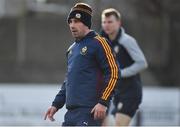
[80, 46, 87, 55]
[114, 45, 119, 53]
[75, 13, 81, 19]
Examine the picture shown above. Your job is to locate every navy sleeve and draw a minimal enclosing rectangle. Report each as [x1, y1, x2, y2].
[94, 35, 120, 107]
[52, 79, 66, 110]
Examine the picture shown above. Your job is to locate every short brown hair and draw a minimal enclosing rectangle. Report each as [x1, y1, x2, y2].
[101, 8, 121, 20]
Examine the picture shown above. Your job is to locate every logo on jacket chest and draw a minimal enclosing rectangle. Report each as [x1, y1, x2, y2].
[114, 45, 119, 53]
[80, 46, 88, 55]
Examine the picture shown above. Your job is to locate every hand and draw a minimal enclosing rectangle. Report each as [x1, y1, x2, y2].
[44, 106, 58, 121]
[91, 103, 107, 120]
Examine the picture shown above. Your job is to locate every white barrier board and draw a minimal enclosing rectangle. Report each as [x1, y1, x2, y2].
[0, 84, 179, 126]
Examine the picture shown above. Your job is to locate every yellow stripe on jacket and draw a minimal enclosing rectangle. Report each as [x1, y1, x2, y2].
[95, 36, 118, 100]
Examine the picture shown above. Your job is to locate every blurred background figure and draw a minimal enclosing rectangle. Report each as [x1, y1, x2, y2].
[100, 8, 148, 126]
[0, 0, 179, 126]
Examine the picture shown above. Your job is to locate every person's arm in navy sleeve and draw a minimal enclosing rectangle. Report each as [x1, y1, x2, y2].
[52, 80, 66, 110]
[44, 78, 66, 121]
[95, 35, 120, 107]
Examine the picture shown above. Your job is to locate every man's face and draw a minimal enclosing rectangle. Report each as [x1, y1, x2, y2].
[101, 15, 121, 35]
[69, 18, 88, 39]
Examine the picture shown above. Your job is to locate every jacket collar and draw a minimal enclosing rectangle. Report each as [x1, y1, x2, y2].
[101, 27, 123, 41]
[75, 30, 97, 42]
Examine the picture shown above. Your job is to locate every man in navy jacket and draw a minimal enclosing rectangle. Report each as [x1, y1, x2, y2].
[44, 3, 120, 126]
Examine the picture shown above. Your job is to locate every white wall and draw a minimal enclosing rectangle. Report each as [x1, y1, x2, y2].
[0, 84, 179, 126]
[0, 84, 66, 126]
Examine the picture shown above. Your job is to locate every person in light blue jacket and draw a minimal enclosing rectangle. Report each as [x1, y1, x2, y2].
[101, 8, 148, 126]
